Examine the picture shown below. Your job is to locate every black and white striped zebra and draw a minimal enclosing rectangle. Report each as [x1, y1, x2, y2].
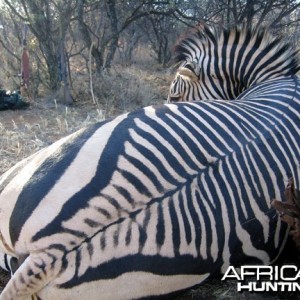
[168, 24, 299, 102]
[0, 75, 299, 299]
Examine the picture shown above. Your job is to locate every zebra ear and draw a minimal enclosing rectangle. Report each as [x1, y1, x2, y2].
[178, 62, 200, 81]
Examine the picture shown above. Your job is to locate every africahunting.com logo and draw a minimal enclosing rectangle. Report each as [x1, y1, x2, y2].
[222, 265, 300, 292]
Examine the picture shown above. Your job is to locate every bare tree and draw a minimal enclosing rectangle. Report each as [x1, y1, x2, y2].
[2, 0, 75, 94]
[141, 14, 176, 66]
[75, 0, 183, 72]
[208, 0, 300, 29]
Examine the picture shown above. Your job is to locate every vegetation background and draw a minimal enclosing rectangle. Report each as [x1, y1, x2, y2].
[0, 0, 300, 299]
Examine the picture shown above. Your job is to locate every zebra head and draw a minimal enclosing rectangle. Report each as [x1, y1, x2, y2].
[167, 61, 201, 102]
[168, 24, 300, 102]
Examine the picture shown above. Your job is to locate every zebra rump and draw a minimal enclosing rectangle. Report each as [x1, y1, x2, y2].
[168, 24, 300, 102]
[0, 77, 299, 299]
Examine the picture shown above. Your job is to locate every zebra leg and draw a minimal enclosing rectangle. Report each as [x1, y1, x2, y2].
[0, 252, 61, 300]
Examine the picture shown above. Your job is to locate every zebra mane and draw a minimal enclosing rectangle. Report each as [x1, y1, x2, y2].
[172, 24, 300, 84]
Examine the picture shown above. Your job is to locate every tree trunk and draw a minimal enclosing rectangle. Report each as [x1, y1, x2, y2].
[77, 0, 104, 73]
[59, 38, 73, 105]
[104, 0, 119, 69]
[44, 46, 60, 91]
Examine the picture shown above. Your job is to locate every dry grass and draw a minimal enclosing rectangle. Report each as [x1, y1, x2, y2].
[0, 102, 105, 175]
[71, 64, 171, 117]
[0, 64, 299, 299]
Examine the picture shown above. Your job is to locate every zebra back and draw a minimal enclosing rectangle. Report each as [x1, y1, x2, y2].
[168, 24, 300, 102]
[0, 77, 299, 299]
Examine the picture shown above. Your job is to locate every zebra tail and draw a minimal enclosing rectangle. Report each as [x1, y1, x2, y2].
[0, 252, 62, 300]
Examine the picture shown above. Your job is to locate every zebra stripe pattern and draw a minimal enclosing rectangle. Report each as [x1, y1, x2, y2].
[0, 253, 17, 275]
[0, 76, 299, 299]
[168, 24, 300, 102]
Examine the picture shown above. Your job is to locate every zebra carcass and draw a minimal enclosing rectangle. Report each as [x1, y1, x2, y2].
[0, 76, 299, 299]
